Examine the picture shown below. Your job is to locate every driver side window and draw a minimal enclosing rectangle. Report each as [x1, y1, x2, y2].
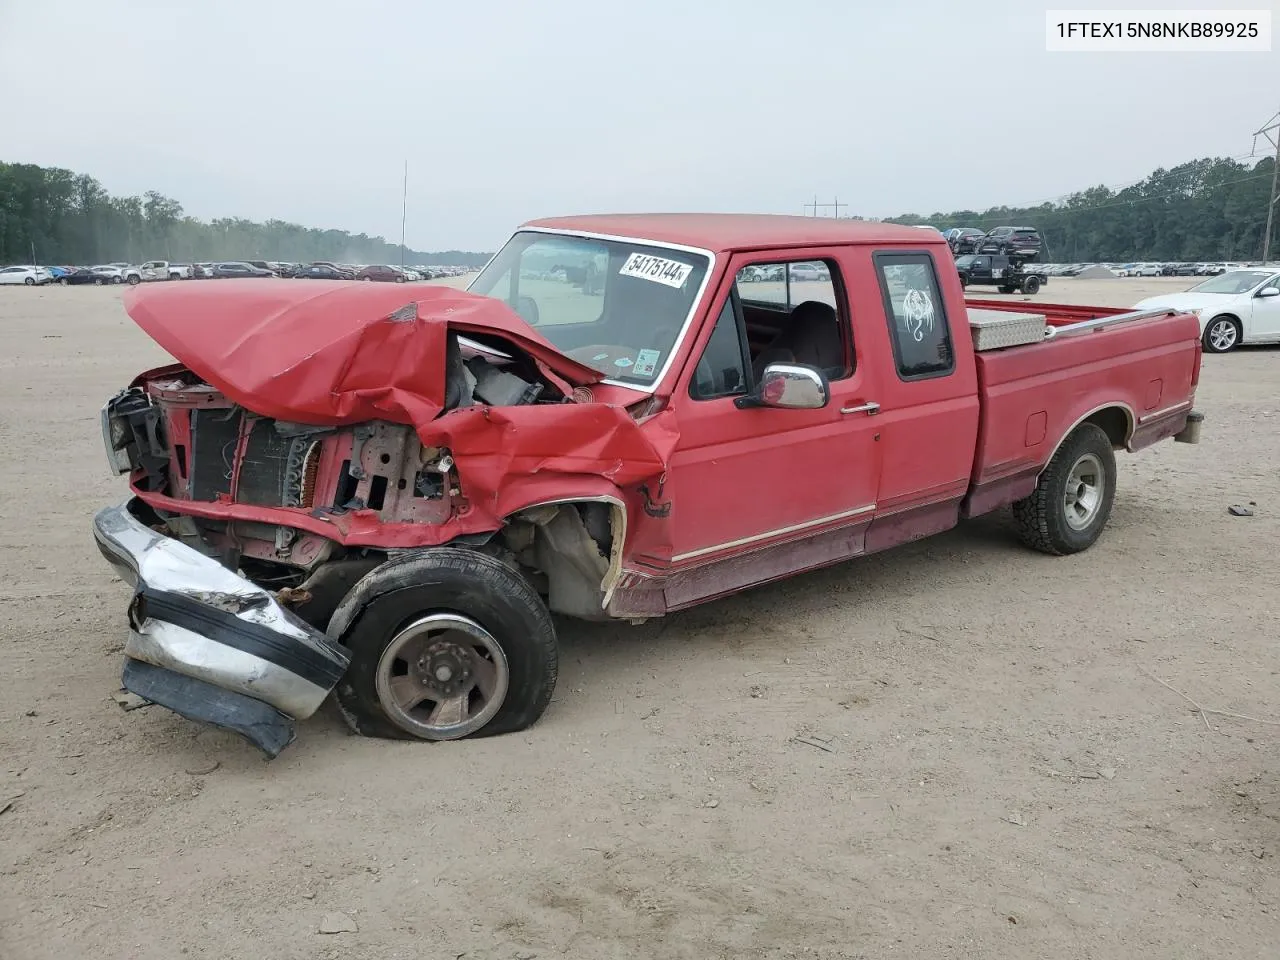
[690, 297, 748, 401]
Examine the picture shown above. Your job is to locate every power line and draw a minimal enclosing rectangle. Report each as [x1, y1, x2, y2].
[1254, 109, 1280, 263]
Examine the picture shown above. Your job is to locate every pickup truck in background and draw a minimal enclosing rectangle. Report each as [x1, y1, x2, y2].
[127, 261, 191, 283]
[93, 214, 1203, 756]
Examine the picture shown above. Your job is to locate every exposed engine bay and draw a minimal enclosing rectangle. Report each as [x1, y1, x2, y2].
[104, 331, 627, 626]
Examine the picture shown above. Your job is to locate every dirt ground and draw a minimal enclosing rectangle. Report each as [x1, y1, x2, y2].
[2, 275, 1279, 960]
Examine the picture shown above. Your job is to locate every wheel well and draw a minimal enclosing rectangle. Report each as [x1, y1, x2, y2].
[1083, 406, 1132, 450]
[1207, 312, 1241, 326]
[498, 500, 625, 620]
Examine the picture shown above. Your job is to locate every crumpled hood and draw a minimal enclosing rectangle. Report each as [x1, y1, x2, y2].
[123, 279, 605, 427]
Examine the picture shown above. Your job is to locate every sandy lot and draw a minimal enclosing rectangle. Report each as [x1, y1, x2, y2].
[2, 276, 1279, 960]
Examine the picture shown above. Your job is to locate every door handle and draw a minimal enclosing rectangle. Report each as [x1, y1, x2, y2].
[840, 401, 880, 416]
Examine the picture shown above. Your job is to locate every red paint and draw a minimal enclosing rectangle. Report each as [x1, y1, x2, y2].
[112, 216, 1202, 617]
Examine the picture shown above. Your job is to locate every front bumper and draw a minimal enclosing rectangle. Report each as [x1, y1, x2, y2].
[92, 499, 350, 756]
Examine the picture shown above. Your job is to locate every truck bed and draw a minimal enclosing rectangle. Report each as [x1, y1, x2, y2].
[961, 299, 1202, 517]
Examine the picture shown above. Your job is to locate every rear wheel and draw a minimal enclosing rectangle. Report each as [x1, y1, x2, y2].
[57, 278, 68, 286]
[1012, 423, 1116, 555]
[23, 277, 34, 286]
[1202, 316, 1240, 354]
[1021, 275, 1041, 294]
[334, 549, 558, 741]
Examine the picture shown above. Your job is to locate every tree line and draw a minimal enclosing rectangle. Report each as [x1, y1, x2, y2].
[0, 162, 491, 267]
[884, 155, 1277, 262]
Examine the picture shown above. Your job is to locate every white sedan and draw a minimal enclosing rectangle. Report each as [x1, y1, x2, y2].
[1134, 269, 1280, 353]
[0, 265, 51, 285]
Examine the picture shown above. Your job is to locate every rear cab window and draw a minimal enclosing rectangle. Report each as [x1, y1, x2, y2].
[873, 252, 955, 380]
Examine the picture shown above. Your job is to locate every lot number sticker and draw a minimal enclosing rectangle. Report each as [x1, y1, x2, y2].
[619, 253, 692, 289]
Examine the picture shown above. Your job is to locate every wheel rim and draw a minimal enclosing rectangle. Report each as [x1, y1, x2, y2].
[375, 613, 509, 739]
[1208, 319, 1237, 351]
[1064, 453, 1105, 531]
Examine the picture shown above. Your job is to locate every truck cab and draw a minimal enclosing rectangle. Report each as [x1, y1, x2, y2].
[93, 214, 1202, 757]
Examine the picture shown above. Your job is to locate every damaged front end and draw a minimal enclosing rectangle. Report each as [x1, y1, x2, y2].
[93, 282, 673, 755]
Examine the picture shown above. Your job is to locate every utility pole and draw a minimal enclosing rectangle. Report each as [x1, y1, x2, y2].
[400, 159, 408, 270]
[1255, 109, 1280, 263]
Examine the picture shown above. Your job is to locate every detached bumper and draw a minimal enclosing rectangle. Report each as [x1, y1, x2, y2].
[92, 500, 350, 756]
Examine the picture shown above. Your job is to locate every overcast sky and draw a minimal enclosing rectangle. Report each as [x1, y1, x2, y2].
[2, 0, 1276, 251]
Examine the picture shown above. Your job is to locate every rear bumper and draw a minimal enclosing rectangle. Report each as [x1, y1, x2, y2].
[93, 500, 350, 753]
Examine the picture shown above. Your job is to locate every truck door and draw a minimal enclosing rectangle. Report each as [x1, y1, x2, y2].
[141, 261, 163, 282]
[1248, 273, 1280, 341]
[858, 250, 980, 551]
[661, 249, 882, 607]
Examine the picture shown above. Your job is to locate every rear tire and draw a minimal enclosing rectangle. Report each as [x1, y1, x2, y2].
[1012, 423, 1116, 556]
[1021, 275, 1041, 294]
[333, 549, 558, 742]
[23, 277, 34, 286]
[1202, 316, 1240, 354]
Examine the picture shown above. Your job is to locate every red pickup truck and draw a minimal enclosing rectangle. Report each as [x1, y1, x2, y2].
[94, 214, 1203, 756]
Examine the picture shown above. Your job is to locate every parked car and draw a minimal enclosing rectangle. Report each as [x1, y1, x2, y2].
[357, 264, 408, 283]
[89, 265, 126, 284]
[1134, 268, 1280, 353]
[244, 260, 279, 275]
[212, 261, 274, 278]
[945, 228, 987, 255]
[92, 214, 1204, 756]
[0, 265, 51, 285]
[954, 254, 1045, 294]
[298, 263, 351, 280]
[1136, 263, 1164, 277]
[1172, 263, 1200, 277]
[136, 260, 190, 281]
[63, 267, 112, 285]
[977, 226, 1043, 261]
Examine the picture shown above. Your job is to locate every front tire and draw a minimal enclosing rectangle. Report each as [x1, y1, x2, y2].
[1202, 316, 1240, 354]
[334, 549, 557, 742]
[1013, 423, 1116, 556]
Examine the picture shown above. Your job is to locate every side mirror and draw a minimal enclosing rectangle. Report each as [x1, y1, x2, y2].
[1257, 286, 1279, 298]
[514, 295, 541, 325]
[734, 363, 829, 410]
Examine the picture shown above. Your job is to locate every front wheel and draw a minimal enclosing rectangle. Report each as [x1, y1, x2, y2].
[127, 275, 140, 285]
[333, 549, 557, 742]
[1202, 316, 1240, 354]
[1012, 423, 1116, 556]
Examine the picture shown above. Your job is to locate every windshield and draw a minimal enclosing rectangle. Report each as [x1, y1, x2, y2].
[469, 231, 710, 386]
[1188, 270, 1275, 295]
[954, 255, 976, 267]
